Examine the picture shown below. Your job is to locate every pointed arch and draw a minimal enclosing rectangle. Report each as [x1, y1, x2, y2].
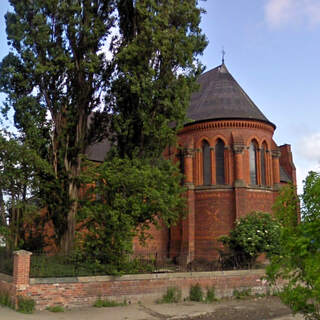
[202, 140, 211, 185]
[215, 139, 225, 184]
[249, 140, 258, 185]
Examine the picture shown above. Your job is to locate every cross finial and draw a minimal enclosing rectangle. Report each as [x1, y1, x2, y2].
[222, 47, 226, 64]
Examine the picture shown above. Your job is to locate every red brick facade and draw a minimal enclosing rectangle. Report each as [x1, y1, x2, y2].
[137, 118, 296, 263]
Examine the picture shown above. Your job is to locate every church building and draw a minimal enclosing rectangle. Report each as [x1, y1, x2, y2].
[88, 63, 296, 264]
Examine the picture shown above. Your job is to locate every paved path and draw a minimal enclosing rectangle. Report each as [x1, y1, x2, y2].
[0, 300, 304, 320]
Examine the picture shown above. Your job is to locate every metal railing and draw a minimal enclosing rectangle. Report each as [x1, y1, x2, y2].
[0, 248, 13, 275]
[29, 249, 259, 278]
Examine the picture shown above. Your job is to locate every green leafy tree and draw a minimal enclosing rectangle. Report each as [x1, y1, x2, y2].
[267, 174, 320, 320]
[109, 0, 207, 159]
[0, 133, 46, 249]
[78, 157, 186, 274]
[0, 0, 206, 254]
[0, 0, 116, 253]
[220, 211, 281, 267]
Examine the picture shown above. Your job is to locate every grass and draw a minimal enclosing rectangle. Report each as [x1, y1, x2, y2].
[157, 287, 182, 303]
[0, 291, 35, 314]
[205, 286, 218, 303]
[0, 291, 14, 309]
[17, 296, 35, 314]
[46, 305, 65, 312]
[93, 299, 127, 308]
[189, 283, 203, 302]
[233, 288, 252, 300]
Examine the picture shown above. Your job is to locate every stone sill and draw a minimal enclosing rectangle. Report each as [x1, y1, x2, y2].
[30, 269, 265, 285]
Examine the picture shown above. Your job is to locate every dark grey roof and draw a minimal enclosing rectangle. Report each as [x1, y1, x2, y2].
[280, 166, 292, 183]
[85, 138, 110, 162]
[187, 64, 275, 127]
[86, 64, 275, 161]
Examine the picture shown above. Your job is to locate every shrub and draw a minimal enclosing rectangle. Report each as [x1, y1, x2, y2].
[232, 288, 252, 300]
[93, 299, 127, 308]
[0, 291, 14, 309]
[189, 283, 203, 302]
[46, 305, 65, 312]
[205, 286, 218, 303]
[17, 296, 35, 314]
[157, 287, 181, 303]
[219, 211, 280, 267]
[266, 177, 320, 320]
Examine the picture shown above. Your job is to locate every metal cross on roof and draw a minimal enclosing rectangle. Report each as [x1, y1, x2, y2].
[222, 47, 226, 64]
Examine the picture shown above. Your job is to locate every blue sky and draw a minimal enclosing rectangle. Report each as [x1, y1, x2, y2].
[0, 0, 319, 193]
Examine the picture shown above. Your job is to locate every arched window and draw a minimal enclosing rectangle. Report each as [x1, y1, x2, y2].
[261, 143, 267, 186]
[215, 139, 225, 184]
[202, 140, 211, 185]
[178, 148, 185, 185]
[249, 141, 258, 185]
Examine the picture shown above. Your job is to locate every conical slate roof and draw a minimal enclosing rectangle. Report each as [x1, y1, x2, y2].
[187, 64, 275, 128]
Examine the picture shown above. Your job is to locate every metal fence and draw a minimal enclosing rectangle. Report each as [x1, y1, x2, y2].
[0, 248, 13, 275]
[29, 250, 257, 278]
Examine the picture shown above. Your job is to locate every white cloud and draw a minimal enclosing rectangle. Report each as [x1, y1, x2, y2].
[295, 132, 320, 193]
[297, 132, 320, 163]
[265, 0, 320, 28]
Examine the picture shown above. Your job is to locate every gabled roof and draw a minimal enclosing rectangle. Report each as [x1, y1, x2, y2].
[187, 64, 275, 128]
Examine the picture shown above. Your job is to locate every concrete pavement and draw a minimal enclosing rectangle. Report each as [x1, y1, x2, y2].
[0, 300, 304, 320]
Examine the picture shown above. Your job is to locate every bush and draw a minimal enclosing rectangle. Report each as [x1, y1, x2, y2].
[219, 211, 280, 267]
[266, 177, 320, 320]
[93, 299, 127, 308]
[157, 287, 181, 303]
[17, 296, 35, 314]
[233, 288, 252, 300]
[46, 305, 65, 312]
[0, 291, 14, 309]
[189, 283, 203, 302]
[205, 286, 218, 303]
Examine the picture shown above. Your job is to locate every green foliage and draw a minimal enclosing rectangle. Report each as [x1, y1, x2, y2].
[273, 183, 299, 228]
[219, 211, 281, 267]
[110, 0, 207, 159]
[0, 291, 14, 309]
[266, 172, 320, 320]
[79, 157, 185, 274]
[205, 286, 218, 303]
[189, 283, 203, 302]
[46, 305, 65, 312]
[0, 133, 47, 250]
[0, 0, 207, 254]
[232, 288, 252, 300]
[17, 296, 35, 314]
[157, 287, 182, 303]
[93, 299, 127, 308]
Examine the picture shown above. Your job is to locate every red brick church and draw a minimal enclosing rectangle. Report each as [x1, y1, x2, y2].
[87, 63, 296, 263]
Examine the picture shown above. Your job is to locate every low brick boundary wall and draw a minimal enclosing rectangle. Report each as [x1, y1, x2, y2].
[0, 251, 270, 310]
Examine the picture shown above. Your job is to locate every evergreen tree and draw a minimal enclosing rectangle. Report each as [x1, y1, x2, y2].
[110, 0, 207, 158]
[0, 0, 115, 253]
[0, 0, 207, 253]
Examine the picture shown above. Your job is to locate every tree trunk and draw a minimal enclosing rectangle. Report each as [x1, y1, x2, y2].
[60, 180, 79, 254]
[0, 189, 6, 226]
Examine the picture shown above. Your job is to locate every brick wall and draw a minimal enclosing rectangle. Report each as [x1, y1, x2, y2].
[0, 250, 270, 311]
[26, 269, 268, 310]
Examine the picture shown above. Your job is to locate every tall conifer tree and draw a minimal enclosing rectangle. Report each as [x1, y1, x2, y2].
[0, 0, 207, 253]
